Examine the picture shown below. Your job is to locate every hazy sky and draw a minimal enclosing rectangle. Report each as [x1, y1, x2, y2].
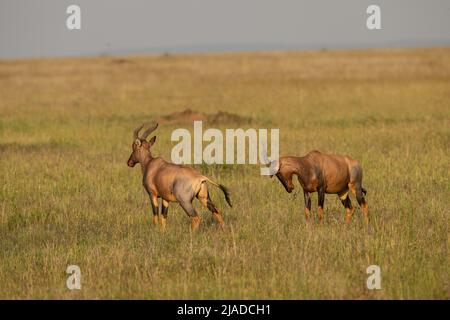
[1, 0, 449, 58]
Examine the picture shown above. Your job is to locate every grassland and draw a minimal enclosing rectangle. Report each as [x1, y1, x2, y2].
[0, 48, 449, 299]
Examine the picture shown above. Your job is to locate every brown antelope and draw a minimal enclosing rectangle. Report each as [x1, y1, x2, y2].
[270, 150, 369, 224]
[127, 123, 232, 230]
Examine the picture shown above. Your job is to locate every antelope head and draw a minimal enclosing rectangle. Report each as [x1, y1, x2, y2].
[127, 123, 158, 167]
[274, 161, 295, 193]
[261, 148, 294, 193]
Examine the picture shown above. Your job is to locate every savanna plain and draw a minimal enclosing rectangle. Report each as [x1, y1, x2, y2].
[0, 47, 449, 299]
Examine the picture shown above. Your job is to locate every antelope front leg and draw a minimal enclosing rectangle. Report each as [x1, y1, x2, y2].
[317, 188, 325, 221]
[303, 190, 311, 222]
[160, 199, 169, 229]
[149, 193, 159, 225]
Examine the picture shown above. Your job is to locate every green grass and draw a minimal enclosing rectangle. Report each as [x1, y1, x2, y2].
[0, 48, 449, 299]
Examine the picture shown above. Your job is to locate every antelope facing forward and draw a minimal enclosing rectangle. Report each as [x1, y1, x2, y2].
[271, 150, 369, 224]
[127, 123, 232, 230]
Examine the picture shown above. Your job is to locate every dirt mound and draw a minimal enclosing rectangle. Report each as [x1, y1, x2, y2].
[111, 58, 133, 64]
[208, 111, 249, 124]
[157, 109, 207, 124]
[157, 108, 250, 125]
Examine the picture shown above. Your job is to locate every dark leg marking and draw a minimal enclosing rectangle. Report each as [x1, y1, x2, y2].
[356, 187, 369, 225]
[148, 192, 159, 225]
[318, 187, 325, 221]
[160, 199, 169, 228]
[340, 194, 354, 223]
[303, 190, 311, 221]
[161, 201, 169, 219]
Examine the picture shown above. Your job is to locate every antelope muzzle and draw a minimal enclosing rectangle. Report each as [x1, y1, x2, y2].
[127, 155, 137, 167]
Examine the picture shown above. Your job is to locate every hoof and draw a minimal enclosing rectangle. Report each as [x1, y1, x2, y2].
[191, 216, 201, 230]
[160, 216, 167, 229]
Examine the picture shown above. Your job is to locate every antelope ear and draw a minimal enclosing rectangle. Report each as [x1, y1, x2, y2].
[148, 136, 156, 146]
[134, 139, 141, 147]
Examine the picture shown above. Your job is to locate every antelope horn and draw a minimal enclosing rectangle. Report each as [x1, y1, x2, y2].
[141, 123, 159, 140]
[133, 124, 144, 140]
[260, 140, 270, 164]
[270, 159, 280, 174]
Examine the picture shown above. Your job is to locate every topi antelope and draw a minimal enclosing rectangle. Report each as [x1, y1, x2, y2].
[127, 123, 232, 230]
[270, 150, 369, 224]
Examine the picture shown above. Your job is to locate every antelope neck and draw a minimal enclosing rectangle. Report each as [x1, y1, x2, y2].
[139, 154, 155, 173]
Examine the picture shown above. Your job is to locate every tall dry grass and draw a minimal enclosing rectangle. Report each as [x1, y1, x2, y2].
[0, 48, 449, 299]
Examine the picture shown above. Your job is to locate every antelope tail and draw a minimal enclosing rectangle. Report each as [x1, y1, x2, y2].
[362, 187, 367, 195]
[204, 178, 232, 207]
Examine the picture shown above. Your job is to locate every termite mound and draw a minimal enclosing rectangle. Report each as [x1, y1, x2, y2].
[157, 108, 251, 125]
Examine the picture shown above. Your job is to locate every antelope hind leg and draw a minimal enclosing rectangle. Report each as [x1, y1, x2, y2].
[350, 183, 369, 225]
[178, 199, 202, 231]
[339, 191, 355, 224]
[197, 184, 225, 229]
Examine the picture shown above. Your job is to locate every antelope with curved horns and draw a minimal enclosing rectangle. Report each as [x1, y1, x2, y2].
[127, 123, 232, 230]
[268, 151, 369, 224]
